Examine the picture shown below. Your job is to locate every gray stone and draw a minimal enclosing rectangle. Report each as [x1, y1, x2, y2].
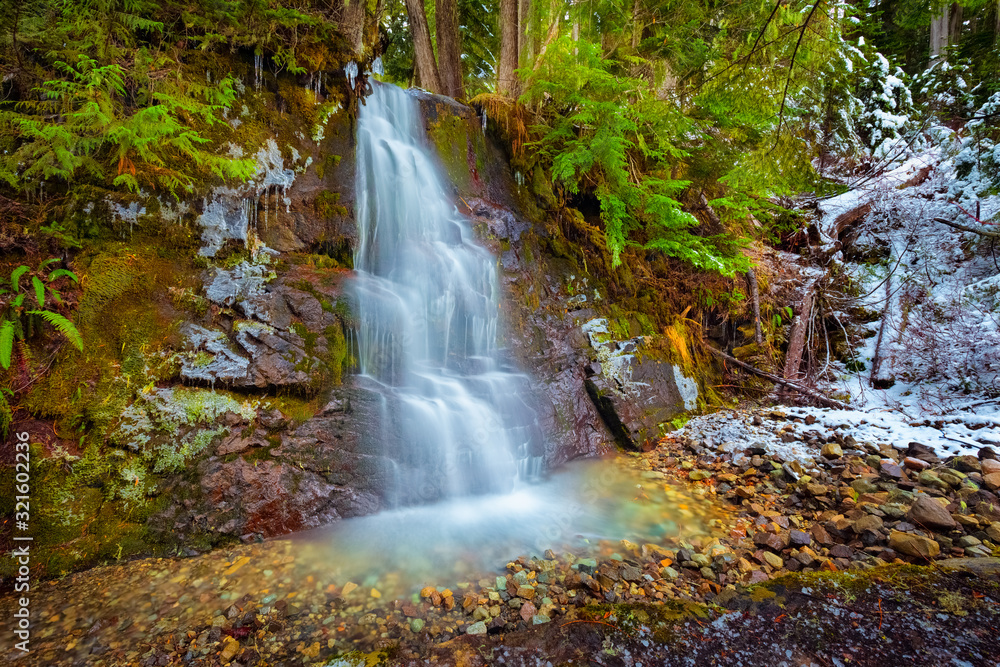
[466, 621, 487, 635]
[582, 318, 697, 448]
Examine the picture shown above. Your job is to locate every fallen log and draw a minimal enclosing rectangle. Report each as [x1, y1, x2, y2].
[710, 347, 850, 410]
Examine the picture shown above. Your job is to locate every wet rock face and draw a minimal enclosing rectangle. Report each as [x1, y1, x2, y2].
[154, 385, 392, 545]
[459, 198, 609, 466]
[581, 319, 697, 449]
[197, 112, 358, 258]
[180, 263, 348, 390]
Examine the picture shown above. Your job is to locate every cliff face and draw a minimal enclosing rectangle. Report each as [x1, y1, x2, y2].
[2, 75, 707, 580]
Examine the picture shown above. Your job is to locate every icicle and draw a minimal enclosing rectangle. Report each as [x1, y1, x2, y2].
[254, 54, 263, 90]
[482, 110, 487, 131]
[345, 61, 358, 89]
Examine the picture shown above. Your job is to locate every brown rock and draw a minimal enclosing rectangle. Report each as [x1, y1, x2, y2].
[906, 442, 941, 465]
[907, 496, 958, 531]
[889, 530, 940, 559]
[903, 457, 930, 471]
[519, 601, 537, 622]
[982, 459, 1000, 475]
[983, 473, 1000, 491]
[805, 483, 829, 496]
[220, 636, 241, 662]
[753, 531, 790, 552]
[810, 523, 835, 546]
[762, 552, 784, 569]
[952, 455, 981, 473]
[516, 586, 536, 600]
[217, 432, 268, 456]
[852, 515, 884, 534]
[829, 544, 853, 559]
[879, 461, 903, 479]
[821, 443, 843, 460]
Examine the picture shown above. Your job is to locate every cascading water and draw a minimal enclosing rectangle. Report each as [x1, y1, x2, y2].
[353, 83, 543, 504]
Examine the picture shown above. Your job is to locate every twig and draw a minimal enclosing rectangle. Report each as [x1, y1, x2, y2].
[709, 347, 850, 409]
[743, 0, 785, 74]
[773, 1, 824, 147]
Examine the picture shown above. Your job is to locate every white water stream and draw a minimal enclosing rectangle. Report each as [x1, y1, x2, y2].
[353, 83, 541, 504]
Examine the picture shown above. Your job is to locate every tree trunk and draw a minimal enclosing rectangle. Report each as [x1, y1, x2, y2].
[948, 3, 964, 44]
[930, 4, 950, 63]
[783, 288, 815, 382]
[746, 269, 763, 345]
[631, 0, 642, 49]
[340, 0, 367, 56]
[498, 0, 519, 95]
[530, 14, 561, 72]
[405, 0, 443, 93]
[435, 0, 465, 99]
[869, 273, 895, 389]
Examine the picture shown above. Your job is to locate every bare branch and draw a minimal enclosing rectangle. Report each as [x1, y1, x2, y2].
[743, 0, 784, 73]
[933, 217, 1000, 239]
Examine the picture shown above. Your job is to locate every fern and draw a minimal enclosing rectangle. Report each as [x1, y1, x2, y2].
[28, 311, 83, 352]
[0, 320, 13, 370]
[3, 55, 253, 205]
[523, 37, 752, 274]
[48, 269, 79, 282]
[0, 259, 85, 369]
[32, 276, 45, 307]
[10, 266, 29, 292]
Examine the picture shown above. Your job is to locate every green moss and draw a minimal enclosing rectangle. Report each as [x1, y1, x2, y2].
[579, 600, 710, 644]
[315, 153, 342, 180]
[290, 322, 320, 352]
[324, 323, 348, 385]
[427, 113, 476, 192]
[314, 190, 348, 219]
[271, 394, 323, 425]
[0, 442, 175, 579]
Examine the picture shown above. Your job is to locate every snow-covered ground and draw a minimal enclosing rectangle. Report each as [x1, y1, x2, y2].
[783, 126, 1000, 460]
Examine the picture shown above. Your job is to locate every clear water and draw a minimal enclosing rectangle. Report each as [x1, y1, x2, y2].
[353, 83, 544, 504]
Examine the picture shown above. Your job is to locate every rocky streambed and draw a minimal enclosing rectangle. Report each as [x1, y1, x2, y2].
[3, 407, 999, 666]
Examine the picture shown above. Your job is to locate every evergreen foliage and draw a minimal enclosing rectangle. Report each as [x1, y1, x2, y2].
[521, 37, 745, 273]
[1, 56, 255, 199]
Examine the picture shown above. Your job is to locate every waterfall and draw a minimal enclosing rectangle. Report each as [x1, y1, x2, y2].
[353, 83, 541, 503]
